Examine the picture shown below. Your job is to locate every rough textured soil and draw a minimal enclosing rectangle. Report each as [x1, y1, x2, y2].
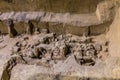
[0, 34, 118, 80]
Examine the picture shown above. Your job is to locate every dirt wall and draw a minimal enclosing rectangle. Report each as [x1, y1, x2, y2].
[107, 7, 120, 57]
[0, 0, 103, 13]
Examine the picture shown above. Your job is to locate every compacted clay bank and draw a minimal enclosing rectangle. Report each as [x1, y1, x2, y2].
[0, 0, 120, 80]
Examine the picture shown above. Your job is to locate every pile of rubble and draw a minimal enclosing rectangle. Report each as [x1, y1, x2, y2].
[10, 28, 109, 66]
[3, 19, 108, 66]
[10, 29, 68, 65]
